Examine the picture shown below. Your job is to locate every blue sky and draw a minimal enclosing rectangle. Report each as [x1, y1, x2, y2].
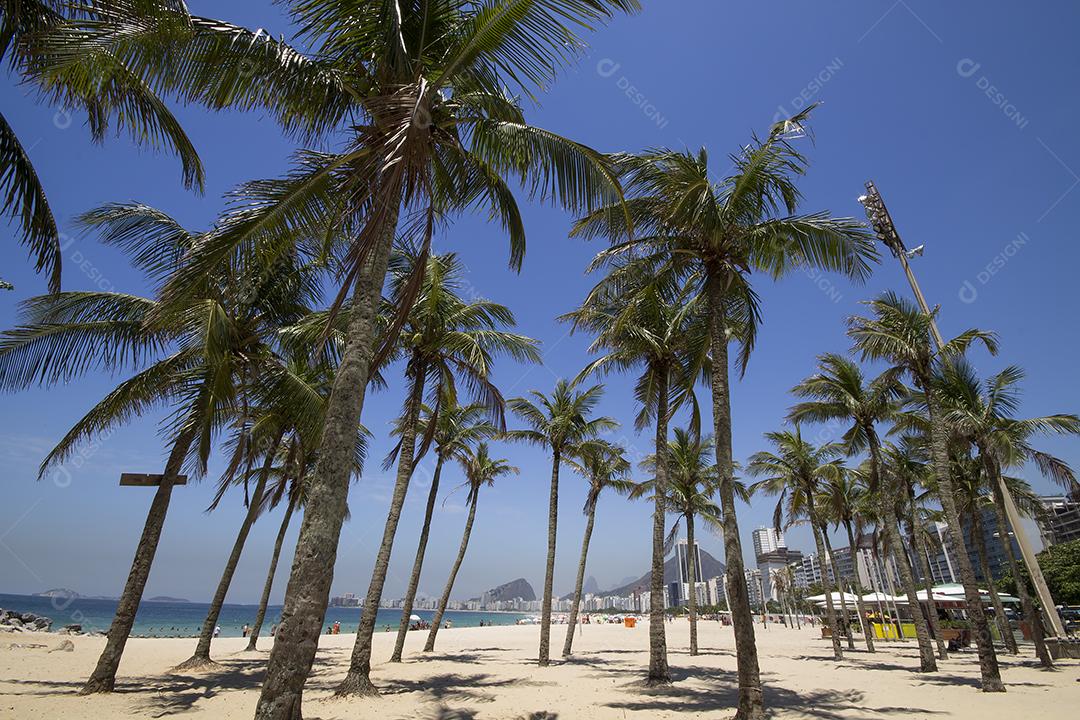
[2, 1, 1078, 605]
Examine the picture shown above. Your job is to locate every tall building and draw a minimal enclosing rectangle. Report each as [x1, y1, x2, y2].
[675, 539, 705, 584]
[959, 504, 1022, 581]
[1039, 493, 1080, 547]
[757, 549, 803, 600]
[752, 526, 786, 557]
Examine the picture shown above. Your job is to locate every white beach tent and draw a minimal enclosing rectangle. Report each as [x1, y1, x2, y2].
[806, 592, 860, 605]
[861, 592, 904, 604]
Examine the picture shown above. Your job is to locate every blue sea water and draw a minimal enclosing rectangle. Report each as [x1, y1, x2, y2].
[0, 593, 525, 638]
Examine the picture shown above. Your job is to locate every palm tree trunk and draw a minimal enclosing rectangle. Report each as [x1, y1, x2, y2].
[81, 424, 198, 694]
[254, 209, 399, 720]
[842, 520, 875, 652]
[706, 275, 763, 720]
[820, 529, 854, 651]
[391, 456, 445, 662]
[647, 366, 671, 683]
[923, 383, 1005, 691]
[988, 474, 1053, 668]
[868, 548, 889, 639]
[971, 510, 1019, 654]
[808, 513, 843, 660]
[338, 363, 428, 695]
[176, 433, 282, 669]
[423, 492, 479, 652]
[248, 491, 297, 651]
[908, 526, 948, 660]
[562, 503, 596, 656]
[538, 447, 561, 667]
[686, 512, 700, 656]
[880, 507, 937, 671]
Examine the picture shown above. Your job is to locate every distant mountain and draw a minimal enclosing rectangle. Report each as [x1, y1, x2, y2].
[146, 596, 190, 603]
[599, 548, 725, 597]
[583, 576, 600, 595]
[474, 578, 535, 603]
[35, 588, 79, 599]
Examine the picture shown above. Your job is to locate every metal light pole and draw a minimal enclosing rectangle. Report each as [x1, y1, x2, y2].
[858, 181, 1066, 638]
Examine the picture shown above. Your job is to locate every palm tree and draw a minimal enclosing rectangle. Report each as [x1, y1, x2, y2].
[879, 442, 949, 660]
[424, 442, 518, 651]
[747, 429, 847, 660]
[571, 108, 877, 718]
[391, 398, 498, 662]
[936, 360, 1080, 667]
[816, 468, 876, 652]
[638, 428, 722, 656]
[848, 291, 1005, 691]
[247, 443, 309, 652]
[53, 3, 638, 710]
[337, 251, 537, 695]
[506, 379, 616, 667]
[0, 202, 317, 693]
[787, 353, 937, 663]
[1, 0, 203, 291]
[562, 440, 632, 656]
[562, 265, 708, 683]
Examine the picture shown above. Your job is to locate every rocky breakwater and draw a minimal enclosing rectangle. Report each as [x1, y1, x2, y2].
[0, 608, 53, 633]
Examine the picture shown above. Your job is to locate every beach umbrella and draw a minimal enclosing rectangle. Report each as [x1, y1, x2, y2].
[409, 614, 422, 622]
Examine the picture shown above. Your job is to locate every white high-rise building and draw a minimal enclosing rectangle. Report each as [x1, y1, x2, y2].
[752, 526, 787, 557]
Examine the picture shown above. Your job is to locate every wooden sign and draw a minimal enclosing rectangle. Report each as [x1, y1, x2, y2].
[119, 473, 188, 487]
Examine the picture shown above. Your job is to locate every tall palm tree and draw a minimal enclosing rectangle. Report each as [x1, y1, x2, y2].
[338, 250, 537, 695]
[52, 3, 639, 710]
[848, 291, 1005, 691]
[390, 398, 498, 662]
[879, 442, 949, 659]
[0, 202, 317, 693]
[936, 359, 1080, 667]
[638, 428, 722, 656]
[787, 353, 937, 663]
[571, 108, 877, 718]
[507, 379, 616, 667]
[562, 440, 632, 656]
[562, 265, 708, 683]
[816, 467, 876, 652]
[747, 429, 847, 660]
[424, 442, 518, 651]
[1, 0, 203, 291]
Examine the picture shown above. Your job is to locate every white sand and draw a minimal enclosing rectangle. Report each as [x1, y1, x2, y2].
[2, 619, 1077, 718]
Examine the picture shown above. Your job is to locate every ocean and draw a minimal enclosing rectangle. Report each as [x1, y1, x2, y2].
[0, 593, 526, 638]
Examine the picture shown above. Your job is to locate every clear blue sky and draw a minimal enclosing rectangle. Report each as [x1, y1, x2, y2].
[2, 1, 1078, 605]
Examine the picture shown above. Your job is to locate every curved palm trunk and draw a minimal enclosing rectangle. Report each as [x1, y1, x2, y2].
[971, 510, 1018, 654]
[391, 456, 445, 662]
[706, 276, 762, 720]
[908, 527, 948, 660]
[808, 515, 843, 660]
[248, 492, 297, 651]
[337, 364, 428, 695]
[923, 384, 1004, 691]
[81, 425, 198, 694]
[255, 210, 399, 720]
[820, 529, 854, 651]
[423, 491, 479, 652]
[538, 448, 561, 667]
[177, 435, 282, 669]
[563, 503, 596, 657]
[880, 507, 937, 671]
[988, 475, 1053, 668]
[686, 512, 700, 656]
[842, 520, 875, 652]
[647, 368, 671, 683]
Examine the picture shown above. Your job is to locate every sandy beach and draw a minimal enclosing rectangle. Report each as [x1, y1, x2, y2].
[2, 620, 1077, 719]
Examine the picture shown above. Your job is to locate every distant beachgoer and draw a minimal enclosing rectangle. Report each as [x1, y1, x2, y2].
[333, 621, 341, 635]
[242, 624, 250, 638]
[446, 620, 452, 629]
[270, 624, 276, 636]
[213, 625, 221, 638]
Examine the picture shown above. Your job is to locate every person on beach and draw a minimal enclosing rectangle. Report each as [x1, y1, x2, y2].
[270, 623, 276, 636]
[242, 624, 250, 637]
[332, 621, 341, 634]
[213, 625, 221, 638]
